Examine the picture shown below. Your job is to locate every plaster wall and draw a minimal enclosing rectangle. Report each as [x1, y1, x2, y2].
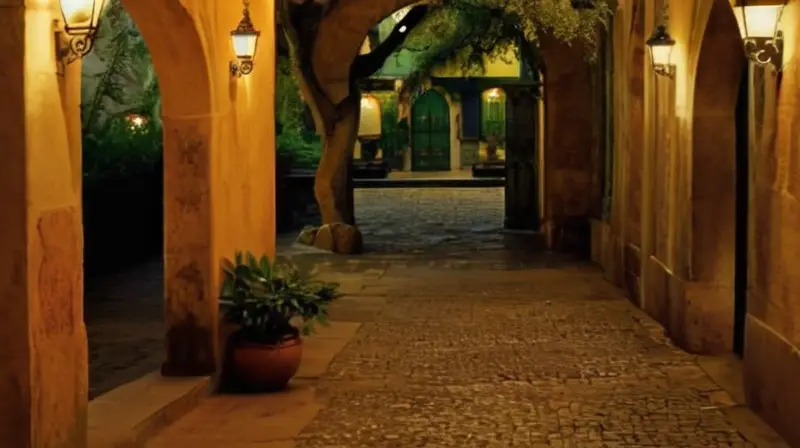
[0, 0, 276, 444]
[601, 0, 800, 444]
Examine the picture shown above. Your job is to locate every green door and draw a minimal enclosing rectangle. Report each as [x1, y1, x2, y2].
[411, 90, 450, 171]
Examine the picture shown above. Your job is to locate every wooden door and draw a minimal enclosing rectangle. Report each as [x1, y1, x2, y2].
[504, 86, 540, 231]
[411, 90, 450, 171]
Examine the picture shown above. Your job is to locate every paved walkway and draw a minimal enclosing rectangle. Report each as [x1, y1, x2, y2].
[147, 250, 785, 447]
[86, 187, 503, 397]
[354, 187, 505, 253]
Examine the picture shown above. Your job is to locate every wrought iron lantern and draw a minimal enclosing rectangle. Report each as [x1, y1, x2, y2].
[646, 25, 676, 78]
[57, 0, 107, 64]
[571, 0, 596, 9]
[230, 0, 260, 77]
[731, 0, 787, 68]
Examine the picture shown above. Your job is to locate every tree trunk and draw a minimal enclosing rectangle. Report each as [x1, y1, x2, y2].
[314, 95, 359, 225]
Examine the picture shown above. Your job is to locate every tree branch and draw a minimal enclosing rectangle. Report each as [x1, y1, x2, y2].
[351, 5, 429, 79]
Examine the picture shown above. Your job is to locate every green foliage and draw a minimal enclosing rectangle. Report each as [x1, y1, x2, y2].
[81, 0, 162, 183]
[276, 56, 305, 133]
[220, 252, 340, 344]
[82, 117, 161, 188]
[276, 130, 322, 170]
[397, 0, 614, 91]
[82, 0, 160, 134]
[375, 93, 409, 157]
[276, 55, 323, 169]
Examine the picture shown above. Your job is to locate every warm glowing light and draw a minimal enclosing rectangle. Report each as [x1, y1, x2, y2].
[232, 31, 258, 60]
[125, 114, 149, 130]
[60, 0, 105, 33]
[230, 2, 260, 76]
[361, 96, 376, 109]
[650, 44, 673, 67]
[359, 96, 382, 137]
[484, 88, 503, 101]
[733, 4, 784, 39]
[646, 25, 676, 77]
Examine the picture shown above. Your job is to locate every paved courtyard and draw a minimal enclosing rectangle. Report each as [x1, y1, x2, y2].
[86, 187, 505, 397]
[86, 186, 787, 447]
[148, 252, 785, 447]
[353, 187, 505, 252]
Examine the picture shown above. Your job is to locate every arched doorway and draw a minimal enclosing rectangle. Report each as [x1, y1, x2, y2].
[411, 89, 451, 171]
[690, 0, 747, 353]
[481, 87, 507, 162]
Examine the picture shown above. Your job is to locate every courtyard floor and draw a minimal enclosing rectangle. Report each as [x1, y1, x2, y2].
[86, 187, 788, 446]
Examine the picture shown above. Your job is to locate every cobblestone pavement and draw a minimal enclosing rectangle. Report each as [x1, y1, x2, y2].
[86, 187, 503, 398]
[354, 187, 504, 253]
[90, 187, 780, 448]
[85, 261, 164, 398]
[282, 255, 763, 447]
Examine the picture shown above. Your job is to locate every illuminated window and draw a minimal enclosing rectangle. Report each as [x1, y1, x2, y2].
[358, 95, 382, 138]
[481, 88, 506, 141]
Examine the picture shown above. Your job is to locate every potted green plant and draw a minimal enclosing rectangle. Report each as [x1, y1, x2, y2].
[220, 251, 339, 391]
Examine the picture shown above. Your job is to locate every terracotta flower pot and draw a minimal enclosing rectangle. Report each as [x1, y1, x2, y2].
[231, 337, 303, 391]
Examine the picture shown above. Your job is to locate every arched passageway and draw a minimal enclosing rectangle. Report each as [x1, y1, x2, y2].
[0, 0, 276, 444]
[685, 0, 746, 353]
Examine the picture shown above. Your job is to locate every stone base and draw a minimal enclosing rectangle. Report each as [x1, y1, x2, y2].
[642, 258, 734, 355]
[296, 223, 363, 254]
[744, 314, 800, 447]
[88, 372, 210, 447]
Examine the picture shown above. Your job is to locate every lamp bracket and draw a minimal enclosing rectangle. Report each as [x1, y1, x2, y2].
[230, 60, 254, 77]
[53, 20, 96, 75]
[744, 30, 783, 70]
[653, 64, 675, 78]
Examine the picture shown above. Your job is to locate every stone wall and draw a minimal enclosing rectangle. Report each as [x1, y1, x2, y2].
[598, 0, 800, 444]
[0, 0, 277, 444]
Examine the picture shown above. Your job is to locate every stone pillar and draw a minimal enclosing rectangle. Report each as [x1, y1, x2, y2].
[539, 36, 597, 249]
[0, 2, 88, 446]
[161, 115, 218, 377]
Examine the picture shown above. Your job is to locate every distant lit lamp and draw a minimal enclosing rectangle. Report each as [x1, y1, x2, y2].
[56, 0, 107, 64]
[646, 25, 676, 78]
[125, 114, 149, 130]
[230, 0, 260, 77]
[571, 0, 595, 9]
[485, 88, 502, 101]
[732, 0, 787, 68]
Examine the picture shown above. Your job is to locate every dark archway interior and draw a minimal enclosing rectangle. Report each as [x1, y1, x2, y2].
[691, 0, 747, 352]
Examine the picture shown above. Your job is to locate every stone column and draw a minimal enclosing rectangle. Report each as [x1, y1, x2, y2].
[0, 2, 88, 446]
[161, 115, 218, 377]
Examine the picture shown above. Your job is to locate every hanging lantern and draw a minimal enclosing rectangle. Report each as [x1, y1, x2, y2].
[731, 0, 787, 67]
[646, 25, 676, 78]
[230, 0, 260, 76]
[58, 0, 107, 62]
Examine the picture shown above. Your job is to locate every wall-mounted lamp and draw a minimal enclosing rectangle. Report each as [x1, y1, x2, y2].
[56, 0, 107, 66]
[230, 0, 260, 77]
[571, 0, 595, 9]
[646, 25, 676, 78]
[732, 0, 787, 69]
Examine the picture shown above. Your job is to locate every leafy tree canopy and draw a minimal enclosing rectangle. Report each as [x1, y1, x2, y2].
[394, 0, 614, 88]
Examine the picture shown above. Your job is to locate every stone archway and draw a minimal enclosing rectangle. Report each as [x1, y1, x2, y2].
[119, 0, 217, 377]
[686, 0, 746, 352]
[0, 0, 276, 444]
